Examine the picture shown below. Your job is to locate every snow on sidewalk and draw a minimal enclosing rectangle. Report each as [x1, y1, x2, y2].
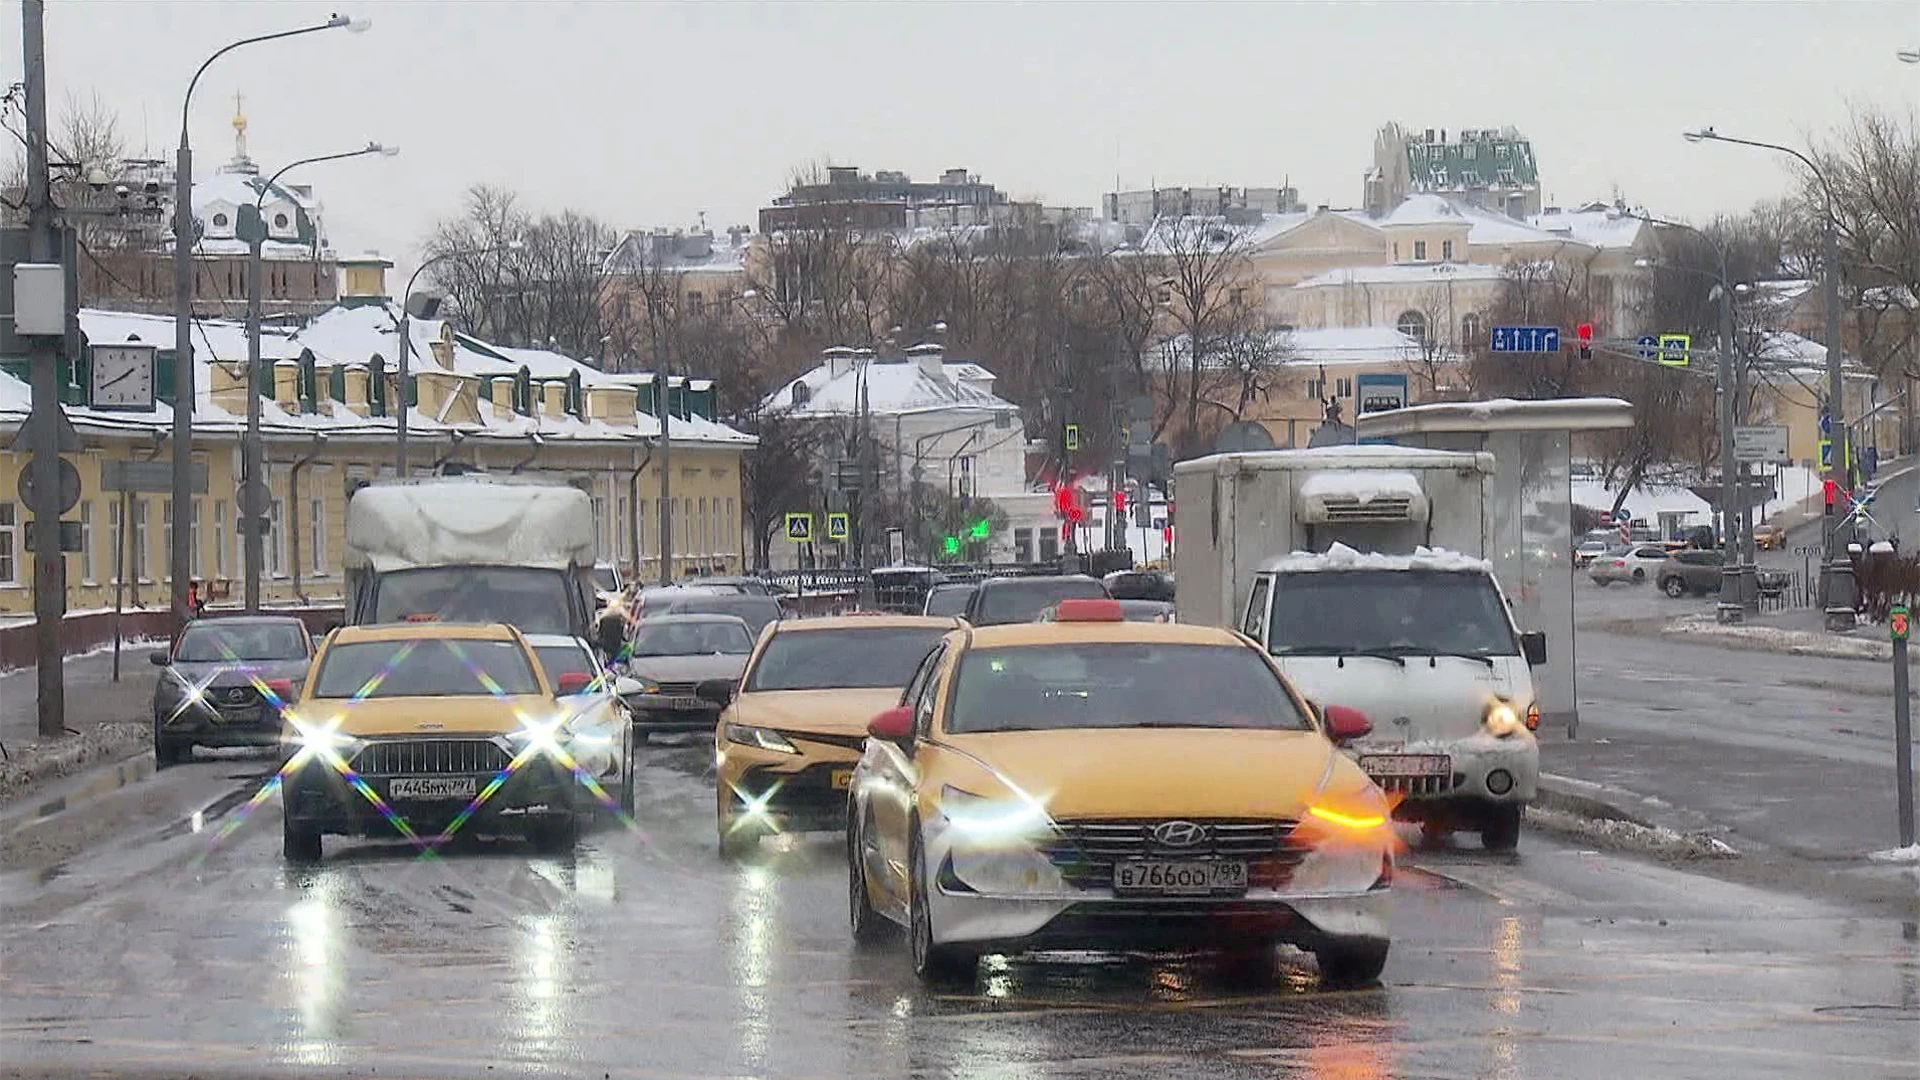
[1662, 613, 1893, 662]
[1867, 844, 1920, 865]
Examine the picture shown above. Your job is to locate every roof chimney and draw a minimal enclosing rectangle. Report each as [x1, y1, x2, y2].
[823, 345, 855, 380]
[908, 341, 944, 381]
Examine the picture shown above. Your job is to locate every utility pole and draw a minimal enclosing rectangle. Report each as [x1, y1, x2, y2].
[242, 199, 265, 611]
[1715, 274, 1746, 622]
[21, 0, 65, 737]
[655, 352, 673, 586]
[169, 71, 196, 639]
[1820, 215, 1854, 630]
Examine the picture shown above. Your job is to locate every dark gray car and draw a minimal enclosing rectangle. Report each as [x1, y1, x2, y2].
[1658, 550, 1724, 597]
[151, 616, 314, 766]
[661, 592, 783, 638]
[963, 575, 1111, 626]
[621, 614, 756, 734]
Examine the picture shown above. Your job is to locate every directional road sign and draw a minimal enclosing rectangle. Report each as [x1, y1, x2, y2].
[826, 512, 849, 541]
[1658, 333, 1691, 367]
[1489, 325, 1560, 353]
[784, 512, 814, 543]
[1732, 425, 1790, 464]
[1636, 334, 1658, 362]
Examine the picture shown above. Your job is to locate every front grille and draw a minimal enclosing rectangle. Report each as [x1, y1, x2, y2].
[653, 681, 702, 697]
[352, 739, 511, 776]
[1375, 772, 1460, 799]
[1319, 497, 1414, 522]
[1035, 818, 1309, 890]
[214, 686, 259, 707]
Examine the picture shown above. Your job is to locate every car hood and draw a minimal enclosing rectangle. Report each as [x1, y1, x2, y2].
[626, 654, 750, 683]
[1271, 656, 1524, 744]
[942, 728, 1338, 820]
[166, 659, 310, 688]
[730, 688, 900, 736]
[294, 694, 554, 738]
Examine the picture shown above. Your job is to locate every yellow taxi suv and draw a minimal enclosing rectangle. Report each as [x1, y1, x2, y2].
[845, 598, 1394, 987]
[279, 622, 615, 861]
[709, 614, 960, 859]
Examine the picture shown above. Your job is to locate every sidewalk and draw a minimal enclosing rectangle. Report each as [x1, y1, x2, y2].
[0, 647, 160, 806]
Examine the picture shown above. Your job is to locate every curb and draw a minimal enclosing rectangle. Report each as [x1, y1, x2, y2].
[0, 723, 152, 813]
[1660, 615, 1892, 662]
[0, 747, 156, 837]
[1530, 773, 1738, 861]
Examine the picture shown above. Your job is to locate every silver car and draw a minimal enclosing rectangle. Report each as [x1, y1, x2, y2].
[619, 614, 756, 736]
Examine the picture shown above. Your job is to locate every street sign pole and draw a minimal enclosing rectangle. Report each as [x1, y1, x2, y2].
[1893, 604, 1916, 850]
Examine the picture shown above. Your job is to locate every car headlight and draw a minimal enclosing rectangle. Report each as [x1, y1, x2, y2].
[940, 785, 1054, 843]
[1483, 699, 1524, 738]
[284, 715, 361, 763]
[723, 724, 797, 755]
[507, 714, 574, 759]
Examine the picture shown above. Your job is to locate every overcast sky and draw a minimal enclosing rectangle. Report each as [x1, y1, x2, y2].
[11, 1, 1920, 277]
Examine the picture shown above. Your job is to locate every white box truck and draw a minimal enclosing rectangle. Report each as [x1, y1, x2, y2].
[344, 476, 599, 639]
[1173, 447, 1545, 850]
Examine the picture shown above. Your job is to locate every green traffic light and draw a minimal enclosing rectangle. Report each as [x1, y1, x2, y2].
[943, 536, 960, 555]
[969, 519, 990, 540]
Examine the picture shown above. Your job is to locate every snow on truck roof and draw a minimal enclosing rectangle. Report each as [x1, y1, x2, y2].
[1259, 542, 1492, 575]
[1174, 445, 1492, 474]
[344, 478, 596, 572]
[1298, 469, 1424, 504]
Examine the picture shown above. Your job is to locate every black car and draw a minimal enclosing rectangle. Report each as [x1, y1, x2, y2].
[660, 592, 784, 638]
[1103, 569, 1175, 602]
[922, 581, 978, 617]
[151, 615, 315, 766]
[963, 574, 1111, 626]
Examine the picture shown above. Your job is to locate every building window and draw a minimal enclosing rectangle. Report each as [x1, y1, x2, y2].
[1397, 310, 1430, 344]
[614, 495, 629, 567]
[1462, 312, 1482, 346]
[131, 498, 149, 582]
[212, 212, 228, 228]
[310, 497, 326, 574]
[725, 497, 735, 558]
[213, 500, 228, 577]
[1442, 239, 1454, 261]
[79, 501, 95, 584]
[269, 497, 286, 577]
[1391, 242, 1400, 262]
[0, 501, 15, 584]
[686, 292, 705, 317]
[1155, 284, 1172, 304]
[1413, 240, 1428, 261]
[591, 496, 607, 555]
[698, 497, 710, 555]
[1306, 378, 1324, 400]
[273, 212, 289, 230]
[108, 500, 124, 585]
[1038, 526, 1060, 563]
[1014, 528, 1034, 564]
[190, 499, 203, 579]
[1336, 377, 1353, 397]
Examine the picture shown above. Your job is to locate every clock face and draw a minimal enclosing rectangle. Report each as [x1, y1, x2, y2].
[90, 345, 156, 410]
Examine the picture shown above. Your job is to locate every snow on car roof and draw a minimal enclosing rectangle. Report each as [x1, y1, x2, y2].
[1259, 542, 1492, 574]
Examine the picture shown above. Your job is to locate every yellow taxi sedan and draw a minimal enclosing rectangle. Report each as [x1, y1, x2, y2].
[846, 599, 1394, 987]
[279, 622, 616, 861]
[709, 615, 959, 859]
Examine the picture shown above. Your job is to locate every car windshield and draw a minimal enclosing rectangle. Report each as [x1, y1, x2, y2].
[665, 596, 781, 635]
[370, 566, 573, 635]
[174, 622, 308, 662]
[590, 566, 619, 593]
[1265, 570, 1518, 658]
[310, 638, 541, 699]
[630, 621, 753, 657]
[924, 586, 975, 616]
[973, 578, 1109, 625]
[946, 643, 1310, 733]
[744, 627, 949, 691]
[533, 644, 600, 693]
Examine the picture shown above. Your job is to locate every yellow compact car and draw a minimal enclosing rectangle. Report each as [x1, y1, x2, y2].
[845, 598, 1394, 987]
[279, 622, 623, 861]
[711, 614, 960, 859]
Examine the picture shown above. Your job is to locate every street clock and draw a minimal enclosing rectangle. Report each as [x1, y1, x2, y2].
[88, 344, 158, 411]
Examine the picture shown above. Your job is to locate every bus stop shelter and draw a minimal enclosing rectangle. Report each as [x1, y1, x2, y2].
[1356, 397, 1635, 738]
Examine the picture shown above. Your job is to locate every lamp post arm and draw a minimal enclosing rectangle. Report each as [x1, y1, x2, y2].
[181, 19, 352, 144]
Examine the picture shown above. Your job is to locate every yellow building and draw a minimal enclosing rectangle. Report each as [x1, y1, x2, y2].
[0, 268, 754, 619]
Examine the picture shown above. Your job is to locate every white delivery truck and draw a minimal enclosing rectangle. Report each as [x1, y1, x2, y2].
[344, 476, 600, 640]
[1174, 446, 1546, 850]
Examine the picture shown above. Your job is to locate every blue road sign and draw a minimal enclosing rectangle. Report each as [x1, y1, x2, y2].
[1636, 334, 1658, 362]
[1489, 325, 1561, 354]
[1819, 411, 1831, 436]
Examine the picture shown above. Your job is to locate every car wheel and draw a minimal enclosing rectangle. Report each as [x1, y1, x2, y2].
[282, 819, 322, 863]
[909, 825, 976, 986]
[1591, 578, 1610, 588]
[1314, 936, 1390, 988]
[1662, 576, 1687, 598]
[529, 815, 578, 855]
[1481, 804, 1522, 852]
[848, 809, 891, 946]
[1632, 568, 1646, 583]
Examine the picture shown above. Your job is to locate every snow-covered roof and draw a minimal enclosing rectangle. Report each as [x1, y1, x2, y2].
[1571, 480, 1710, 524]
[1284, 326, 1429, 366]
[1382, 195, 1467, 228]
[1294, 261, 1509, 288]
[764, 351, 1017, 418]
[600, 228, 751, 276]
[1259, 542, 1493, 574]
[1529, 204, 1646, 249]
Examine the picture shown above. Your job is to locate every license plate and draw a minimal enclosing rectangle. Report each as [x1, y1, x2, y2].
[388, 777, 478, 801]
[668, 695, 704, 710]
[830, 768, 853, 791]
[1360, 753, 1452, 778]
[1113, 860, 1247, 896]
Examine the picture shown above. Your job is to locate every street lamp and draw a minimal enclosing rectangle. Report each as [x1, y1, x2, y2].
[170, 12, 367, 633]
[1684, 126, 1854, 629]
[239, 142, 397, 611]
[395, 240, 520, 476]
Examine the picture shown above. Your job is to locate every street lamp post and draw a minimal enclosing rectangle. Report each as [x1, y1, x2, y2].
[1632, 216, 1754, 615]
[1685, 127, 1854, 629]
[395, 241, 518, 477]
[171, 12, 366, 633]
[241, 142, 395, 611]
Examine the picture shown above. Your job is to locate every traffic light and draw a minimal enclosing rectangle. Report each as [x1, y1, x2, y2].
[1576, 322, 1593, 361]
[969, 519, 990, 541]
[1112, 489, 1127, 517]
[943, 535, 961, 556]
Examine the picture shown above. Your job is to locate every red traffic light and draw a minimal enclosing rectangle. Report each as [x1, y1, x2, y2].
[1113, 490, 1127, 516]
[1576, 322, 1594, 342]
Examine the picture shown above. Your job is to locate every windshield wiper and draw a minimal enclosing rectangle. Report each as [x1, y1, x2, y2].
[1428, 651, 1497, 668]
[1345, 651, 1407, 667]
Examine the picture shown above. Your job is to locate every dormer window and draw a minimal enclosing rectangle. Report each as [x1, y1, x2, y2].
[273, 213, 289, 230]
[211, 212, 229, 228]
[792, 382, 811, 406]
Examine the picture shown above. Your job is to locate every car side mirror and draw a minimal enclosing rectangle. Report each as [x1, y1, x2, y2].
[1520, 631, 1547, 667]
[1323, 704, 1372, 743]
[148, 650, 170, 666]
[868, 705, 914, 742]
[613, 676, 645, 698]
[557, 671, 594, 696]
[695, 678, 734, 708]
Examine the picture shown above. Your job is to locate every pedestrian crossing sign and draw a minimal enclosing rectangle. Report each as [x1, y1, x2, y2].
[785, 513, 814, 542]
[1657, 333, 1691, 367]
[826, 512, 849, 541]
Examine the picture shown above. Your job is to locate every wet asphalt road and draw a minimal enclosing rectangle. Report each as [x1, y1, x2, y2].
[5, 740, 1920, 1079]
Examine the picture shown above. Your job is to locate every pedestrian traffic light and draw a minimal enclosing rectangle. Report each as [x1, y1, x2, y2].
[943, 535, 960, 556]
[1113, 489, 1127, 517]
[1576, 322, 1593, 361]
[969, 519, 990, 541]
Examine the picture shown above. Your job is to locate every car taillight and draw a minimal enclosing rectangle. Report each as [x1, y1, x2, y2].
[1613, 560, 1626, 568]
[1525, 702, 1540, 731]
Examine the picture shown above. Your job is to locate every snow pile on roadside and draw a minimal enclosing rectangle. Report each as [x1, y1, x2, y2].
[1261, 542, 1491, 574]
[1662, 614, 1893, 662]
[1526, 804, 1739, 860]
[1867, 844, 1920, 865]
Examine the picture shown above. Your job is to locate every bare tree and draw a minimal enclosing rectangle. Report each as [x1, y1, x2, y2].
[422, 185, 617, 357]
[1152, 216, 1258, 443]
